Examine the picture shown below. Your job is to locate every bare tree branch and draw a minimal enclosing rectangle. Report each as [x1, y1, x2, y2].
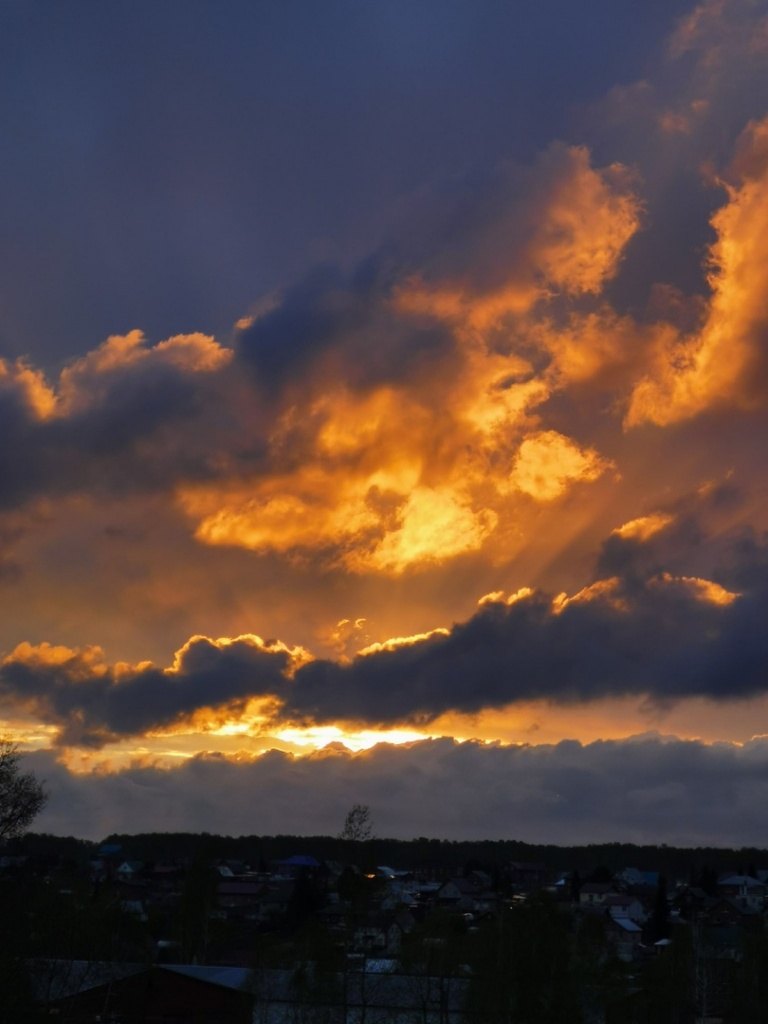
[0, 739, 47, 839]
[340, 803, 373, 842]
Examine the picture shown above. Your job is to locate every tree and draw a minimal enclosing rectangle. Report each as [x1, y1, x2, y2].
[0, 739, 47, 839]
[179, 846, 217, 963]
[339, 803, 372, 842]
[651, 874, 670, 942]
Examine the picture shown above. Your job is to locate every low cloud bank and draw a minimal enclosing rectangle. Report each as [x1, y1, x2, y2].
[29, 732, 768, 848]
[2, 516, 766, 744]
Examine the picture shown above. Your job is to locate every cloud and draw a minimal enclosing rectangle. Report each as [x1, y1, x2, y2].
[3, 0, 768, 735]
[668, 0, 768, 65]
[626, 117, 768, 426]
[28, 732, 768, 846]
[0, 332, 234, 510]
[3, 90, 766, 590]
[0, 140, 638, 584]
[2, 509, 766, 745]
[509, 431, 613, 501]
[176, 143, 638, 573]
[282, 556, 758, 727]
[0, 635, 305, 748]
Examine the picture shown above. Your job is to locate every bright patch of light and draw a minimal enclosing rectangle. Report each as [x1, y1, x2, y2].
[275, 725, 429, 751]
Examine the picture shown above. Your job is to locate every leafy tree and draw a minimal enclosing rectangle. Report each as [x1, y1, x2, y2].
[0, 739, 47, 838]
[339, 804, 373, 842]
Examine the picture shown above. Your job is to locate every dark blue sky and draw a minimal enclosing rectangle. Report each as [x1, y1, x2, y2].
[1, 0, 692, 366]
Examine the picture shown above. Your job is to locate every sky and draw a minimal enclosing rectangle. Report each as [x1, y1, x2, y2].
[2, 0, 768, 846]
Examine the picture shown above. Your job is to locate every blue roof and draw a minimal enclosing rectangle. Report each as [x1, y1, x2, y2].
[163, 965, 251, 991]
[279, 855, 320, 867]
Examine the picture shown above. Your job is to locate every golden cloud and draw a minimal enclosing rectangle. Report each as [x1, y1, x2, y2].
[358, 626, 451, 656]
[477, 587, 535, 607]
[4, 641, 109, 675]
[650, 572, 740, 606]
[176, 146, 634, 574]
[509, 431, 614, 501]
[552, 577, 628, 614]
[613, 513, 675, 541]
[356, 488, 498, 573]
[0, 359, 58, 420]
[169, 633, 313, 678]
[626, 116, 768, 426]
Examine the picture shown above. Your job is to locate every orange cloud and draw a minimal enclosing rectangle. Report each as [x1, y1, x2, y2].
[0, 331, 233, 425]
[394, 144, 640, 330]
[650, 572, 740, 606]
[668, 0, 726, 60]
[56, 331, 232, 413]
[358, 626, 451, 656]
[626, 117, 768, 426]
[0, 359, 57, 420]
[667, 0, 767, 70]
[4, 641, 108, 675]
[509, 431, 614, 501]
[613, 513, 674, 541]
[552, 577, 628, 614]
[478, 587, 535, 607]
[357, 488, 497, 573]
[169, 633, 313, 678]
[175, 146, 634, 574]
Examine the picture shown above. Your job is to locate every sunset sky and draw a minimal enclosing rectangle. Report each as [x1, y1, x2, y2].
[3, 0, 768, 846]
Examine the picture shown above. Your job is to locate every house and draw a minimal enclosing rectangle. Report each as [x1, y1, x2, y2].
[704, 896, 762, 929]
[603, 893, 647, 923]
[617, 867, 659, 888]
[508, 862, 546, 889]
[717, 875, 766, 910]
[150, 862, 184, 893]
[254, 879, 295, 920]
[437, 877, 482, 910]
[352, 915, 405, 954]
[275, 854, 320, 878]
[216, 880, 265, 919]
[605, 917, 643, 961]
[579, 882, 615, 906]
[116, 859, 144, 881]
[672, 885, 711, 920]
[44, 964, 253, 1023]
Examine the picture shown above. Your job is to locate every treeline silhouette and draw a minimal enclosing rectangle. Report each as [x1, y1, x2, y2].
[11, 830, 766, 881]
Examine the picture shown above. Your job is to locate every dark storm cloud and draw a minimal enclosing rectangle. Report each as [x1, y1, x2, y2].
[3, 523, 767, 744]
[283, 551, 766, 725]
[0, 352, 220, 510]
[235, 263, 456, 395]
[28, 733, 768, 846]
[594, 480, 744, 582]
[0, 637, 292, 748]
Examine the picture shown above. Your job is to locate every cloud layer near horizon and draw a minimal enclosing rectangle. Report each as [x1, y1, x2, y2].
[28, 733, 768, 848]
